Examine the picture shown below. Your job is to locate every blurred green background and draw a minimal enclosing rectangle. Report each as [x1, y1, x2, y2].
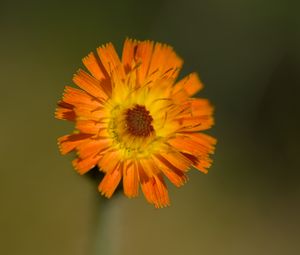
[1, 0, 300, 254]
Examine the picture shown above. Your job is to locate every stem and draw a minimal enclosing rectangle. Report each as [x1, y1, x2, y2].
[91, 195, 122, 255]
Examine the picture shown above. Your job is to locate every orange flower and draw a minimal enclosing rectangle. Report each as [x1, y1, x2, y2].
[55, 39, 216, 208]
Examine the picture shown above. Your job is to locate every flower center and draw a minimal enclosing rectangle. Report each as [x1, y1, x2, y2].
[125, 104, 154, 137]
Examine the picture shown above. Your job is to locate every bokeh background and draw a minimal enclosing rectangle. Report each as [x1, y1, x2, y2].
[1, 0, 300, 254]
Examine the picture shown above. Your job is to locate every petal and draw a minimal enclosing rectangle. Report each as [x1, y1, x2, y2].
[173, 72, 203, 97]
[82, 52, 112, 96]
[148, 42, 183, 81]
[123, 160, 139, 198]
[122, 38, 138, 73]
[168, 136, 205, 156]
[180, 99, 214, 118]
[97, 43, 125, 79]
[139, 157, 159, 177]
[157, 151, 191, 172]
[62, 86, 102, 108]
[182, 133, 216, 174]
[171, 88, 189, 104]
[174, 115, 214, 132]
[74, 108, 107, 122]
[193, 157, 213, 174]
[138, 162, 170, 208]
[72, 155, 101, 175]
[134, 40, 154, 85]
[55, 101, 76, 121]
[152, 156, 188, 187]
[75, 120, 106, 134]
[76, 139, 110, 159]
[97, 150, 121, 173]
[153, 174, 170, 208]
[73, 69, 108, 100]
[187, 133, 217, 145]
[171, 133, 216, 156]
[57, 133, 93, 155]
[171, 99, 214, 132]
[98, 163, 122, 198]
[165, 99, 213, 125]
[61, 86, 108, 121]
[82, 52, 107, 81]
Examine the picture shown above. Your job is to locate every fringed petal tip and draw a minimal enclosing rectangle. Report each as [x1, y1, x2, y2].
[98, 166, 122, 198]
[55, 100, 76, 121]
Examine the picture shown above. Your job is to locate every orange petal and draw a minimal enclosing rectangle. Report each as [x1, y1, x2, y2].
[98, 163, 122, 198]
[193, 157, 213, 174]
[158, 151, 191, 172]
[152, 156, 188, 187]
[166, 99, 213, 123]
[180, 133, 217, 155]
[74, 110, 106, 122]
[180, 152, 199, 165]
[138, 163, 170, 208]
[135, 40, 154, 85]
[183, 133, 216, 174]
[97, 150, 121, 173]
[153, 174, 170, 208]
[57, 133, 93, 155]
[55, 101, 76, 121]
[173, 72, 203, 97]
[180, 99, 214, 118]
[172, 99, 214, 132]
[97, 43, 125, 78]
[76, 139, 110, 159]
[61, 86, 107, 121]
[62, 86, 101, 108]
[171, 88, 189, 104]
[73, 69, 108, 100]
[148, 42, 183, 81]
[174, 115, 214, 132]
[82, 52, 107, 81]
[123, 160, 139, 198]
[72, 154, 101, 175]
[75, 120, 106, 134]
[139, 157, 159, 177]
[189, 132, 217, 144]
[122, 38, 138, 73]
[82, 53, 112, 96]
[168, 136, 204, 156]
[174, 134, 216, 173]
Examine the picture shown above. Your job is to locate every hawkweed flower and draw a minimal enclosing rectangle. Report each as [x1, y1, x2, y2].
[55, 39, 216, 208]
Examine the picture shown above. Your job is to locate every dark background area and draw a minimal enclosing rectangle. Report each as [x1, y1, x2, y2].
[1, 0, 299, 254]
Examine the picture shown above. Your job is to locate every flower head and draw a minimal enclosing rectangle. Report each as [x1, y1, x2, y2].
[56, 39, 216, 208]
